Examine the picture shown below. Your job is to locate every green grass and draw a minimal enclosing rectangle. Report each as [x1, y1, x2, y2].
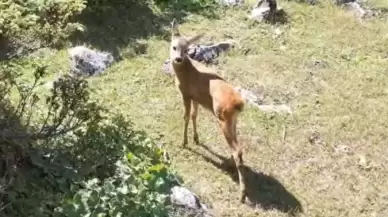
[22, 0, 388, 216]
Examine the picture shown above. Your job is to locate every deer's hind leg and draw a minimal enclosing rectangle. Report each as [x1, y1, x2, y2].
[218, 113, 247, 203]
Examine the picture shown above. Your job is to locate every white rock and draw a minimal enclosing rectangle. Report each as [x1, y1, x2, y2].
[170, 186, 202, 210]
[217, 0, 245, 6]
[68, 46, 114, 76]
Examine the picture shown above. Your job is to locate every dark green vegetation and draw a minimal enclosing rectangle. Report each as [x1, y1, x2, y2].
[1, 0, 388, 216]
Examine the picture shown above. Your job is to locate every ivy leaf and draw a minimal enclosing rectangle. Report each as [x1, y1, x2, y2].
[117, 184, 128, 195]
[148, 163, 165, 173]
[155, 177, 166, 189]
[103, 182, 115, 194]
[126, 152, 134, 161]
[141, 172, 154, 180]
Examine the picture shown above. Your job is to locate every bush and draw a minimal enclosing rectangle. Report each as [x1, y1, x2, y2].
[0, 59, 176, 216]
[0, 57, 101, 215]
[55, 125, 176, 217]
[0, 0, 86, 51]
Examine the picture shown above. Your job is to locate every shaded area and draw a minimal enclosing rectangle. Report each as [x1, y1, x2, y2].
[0, 70, 174, 216]
[0, 72, 110, 216]
[70, 0, 219, 59]
[0, 104, 169, 216]
[270, 9, 289, 24]
[263, 0, 289, 25]
[188, 144, 302, 216]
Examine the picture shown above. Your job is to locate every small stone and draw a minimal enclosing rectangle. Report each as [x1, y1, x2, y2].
[273, 28, 283, 37]
[334, 145, 351, 154]
[217, 0, 245, 6]
[358, 155, 367, 168]
[248, 0, 281, 23]
[170, 186, 202, 210]
[308, 131, 324, 145]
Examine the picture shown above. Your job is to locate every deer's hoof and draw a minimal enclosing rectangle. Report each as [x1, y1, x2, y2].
[239, 191, 247, 204]
[193, 134, 199, 145]
[222, 156, 236, 170]
[181, 140, 188, 148]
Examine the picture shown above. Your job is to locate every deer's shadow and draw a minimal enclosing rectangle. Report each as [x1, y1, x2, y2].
[188, 143, 302, 216]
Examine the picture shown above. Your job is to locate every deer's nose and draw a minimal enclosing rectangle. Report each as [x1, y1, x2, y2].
[175, 57, 182, 62]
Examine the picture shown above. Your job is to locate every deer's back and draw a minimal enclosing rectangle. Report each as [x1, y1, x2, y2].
[186, 71, 243, 115]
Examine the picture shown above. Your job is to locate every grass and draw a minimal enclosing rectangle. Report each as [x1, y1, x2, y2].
[19, 0, 388, 216]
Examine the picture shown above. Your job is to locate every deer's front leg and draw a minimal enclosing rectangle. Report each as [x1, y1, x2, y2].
[191, 100, 199, 145]
[182, 96, 191, 148]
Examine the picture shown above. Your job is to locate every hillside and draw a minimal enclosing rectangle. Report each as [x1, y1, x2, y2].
[1, 0, 388, 216]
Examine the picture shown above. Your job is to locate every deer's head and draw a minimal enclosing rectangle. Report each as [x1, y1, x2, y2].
[169, 19, 203, 64]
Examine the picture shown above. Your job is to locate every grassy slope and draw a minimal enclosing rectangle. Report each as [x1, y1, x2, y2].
[32, 0, 388, 216]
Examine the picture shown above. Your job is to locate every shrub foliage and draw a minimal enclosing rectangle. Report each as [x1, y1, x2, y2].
[0, 60, 176, 216]
[0, 0, 85, 54]
[0, 0, 217, 215]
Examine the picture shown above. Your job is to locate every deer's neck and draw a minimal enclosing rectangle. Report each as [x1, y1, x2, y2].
[171, 57, 197, 82]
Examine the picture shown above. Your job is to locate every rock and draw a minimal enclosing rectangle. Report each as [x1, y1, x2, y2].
[358, 155, 368, 168]
[170, 186, 212, 217]
[286, 0, 319, 5]
[217, 0, 245, 6]
[334, 0, 354, 5]
[249, 0, 281, 22]
[161, 41, 235, 75]
[308, 131, 324, 146]
[273, 27, 283, 38]
[249, 1, 271, 22]
[312, 59, 329, 69]
[344, 2, 367, 19]
[170, 186, 203, 210]
[334, 0, 380, 20]
[188, 42, 234, 63]
[68, 46, 114, 77]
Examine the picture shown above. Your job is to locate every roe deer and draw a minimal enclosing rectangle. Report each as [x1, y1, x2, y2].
[168, 19, 247, 203]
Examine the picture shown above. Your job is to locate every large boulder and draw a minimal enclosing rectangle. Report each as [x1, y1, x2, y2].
[68, 46, 114, 77]
[249, 0, 282, 22]
[334, 0, 383, 20]
[161, 41, 235, 75]
[169, 186, 213, 217]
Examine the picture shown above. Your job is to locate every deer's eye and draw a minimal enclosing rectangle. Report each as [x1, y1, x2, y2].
[173, 46, 177, 51]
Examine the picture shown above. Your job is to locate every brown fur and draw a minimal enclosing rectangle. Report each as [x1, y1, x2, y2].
[169, 20, 247, 203]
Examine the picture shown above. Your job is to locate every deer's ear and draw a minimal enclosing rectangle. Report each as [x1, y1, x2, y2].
[187, 33, 204, 45]
[171, 19, 180, 37]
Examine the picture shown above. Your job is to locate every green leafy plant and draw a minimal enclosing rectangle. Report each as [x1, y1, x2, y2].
[0, 0, 86, 52]
[56, 145, 175, 217]
[0, 59, 178, 217]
